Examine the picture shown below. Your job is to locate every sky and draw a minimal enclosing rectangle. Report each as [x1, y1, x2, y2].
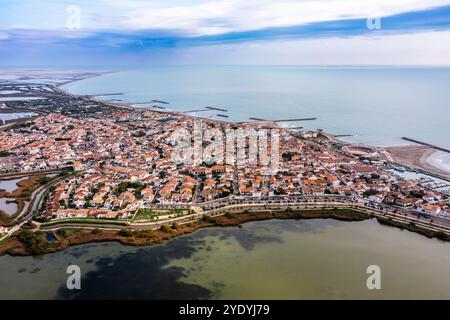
[1, 0, 450, 66]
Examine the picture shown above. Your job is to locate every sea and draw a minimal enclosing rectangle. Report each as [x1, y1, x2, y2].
[63, 66, 450, 149]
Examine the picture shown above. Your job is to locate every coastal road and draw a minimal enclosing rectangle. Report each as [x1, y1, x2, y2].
[37, 194, 450, 236]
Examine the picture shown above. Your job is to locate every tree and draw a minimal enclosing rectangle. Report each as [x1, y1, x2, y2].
[201, 215, 217, 224]
[363, 189, 378, 197]
[18, 231, 47, 255]
[159, 171, 167, 179]
[160, 225, 171, 233]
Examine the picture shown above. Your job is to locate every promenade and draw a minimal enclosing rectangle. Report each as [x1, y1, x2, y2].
[38, 194, 450, 239]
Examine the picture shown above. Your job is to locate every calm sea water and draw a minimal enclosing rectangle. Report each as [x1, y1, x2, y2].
[64, 66, 450, 148]
[2, 219, 450, 299]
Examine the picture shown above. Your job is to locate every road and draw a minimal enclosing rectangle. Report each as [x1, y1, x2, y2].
[34, 194, 450, 237]
[0, 174, 66, 242]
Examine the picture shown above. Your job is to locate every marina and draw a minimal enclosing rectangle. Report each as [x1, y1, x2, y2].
[389, 168, 450, 195]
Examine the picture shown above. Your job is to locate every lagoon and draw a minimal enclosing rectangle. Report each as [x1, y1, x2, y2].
[1, 219, 450, 299]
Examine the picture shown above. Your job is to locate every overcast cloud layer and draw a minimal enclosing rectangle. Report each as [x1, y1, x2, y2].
[1, 0, 450, 66]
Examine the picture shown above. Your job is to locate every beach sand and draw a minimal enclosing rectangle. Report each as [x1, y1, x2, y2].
[385, 145, 450, 180]
[427, 151, 450, 173]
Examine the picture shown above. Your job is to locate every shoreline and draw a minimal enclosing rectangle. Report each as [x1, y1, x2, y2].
[2, 208, 450, 257]
[2, 70, 450, 256]
[426, 150, 450, 174]
[385, 145, 450, 180]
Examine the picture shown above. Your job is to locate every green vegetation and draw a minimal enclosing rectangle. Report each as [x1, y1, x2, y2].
[158, 171, 167, 179]
[160, 225, 171, 233]
[133, 208, 191, 221]
[363, 189, 378, 197]
[158, 118, 175, 123]
[39, 176, 51, 185]
[0, 236, 9, 247]
[274, 188, 286, 195]
[17, 230, 48, 255]
[118, 228, 154, 238]
[9, 121, 35, 130]
[436, 231, 449, 241]
[118, 229, 133, 237]
[57, 228, 68, 238]
[0, 151, 11, 157]
[133, 208, 157, 221]
[201, 215, 217, 224]
[113, 181, 143, 196]
[225, 212, 237, 219]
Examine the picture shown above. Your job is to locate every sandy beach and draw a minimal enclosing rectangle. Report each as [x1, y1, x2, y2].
[385, 145, 450, 180]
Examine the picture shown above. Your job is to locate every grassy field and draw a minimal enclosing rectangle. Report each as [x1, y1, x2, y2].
[133, 208, 193, 221]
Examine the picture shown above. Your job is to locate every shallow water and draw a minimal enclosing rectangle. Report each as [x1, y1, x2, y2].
[0, 178, 25, 193]
[0, 198, 18, 216]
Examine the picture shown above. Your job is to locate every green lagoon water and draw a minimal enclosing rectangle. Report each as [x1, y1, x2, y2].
[2, 219, 450, 299]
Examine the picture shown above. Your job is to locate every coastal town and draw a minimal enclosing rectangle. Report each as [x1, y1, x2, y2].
[1, 75, 450, 253]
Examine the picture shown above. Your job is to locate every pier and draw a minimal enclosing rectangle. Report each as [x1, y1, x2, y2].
[249, 117, 317, 122]
[182, 108, 212, 113]
[152, 100, 169, 104]
[130, 101, 155, 105]
[334, 134, 354, 138]
[93, 93, 124, 96]
[402, 137, 450, 153]
[205, 106, 228, 112]
[274, 118, 317, 122]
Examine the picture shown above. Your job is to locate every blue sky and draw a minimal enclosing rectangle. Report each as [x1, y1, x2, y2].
[1, 0, 450, 66]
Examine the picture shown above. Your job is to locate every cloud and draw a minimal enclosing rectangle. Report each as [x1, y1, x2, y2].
[1, 1, 450, 66]
[113, 0, 450, 35]
[176, 30, 450, 65]
[2, 0, 450, 36]
[0, 32, 11, 40]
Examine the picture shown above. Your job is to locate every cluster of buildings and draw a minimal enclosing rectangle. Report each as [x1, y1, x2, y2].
[1, 101, 449, 222]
